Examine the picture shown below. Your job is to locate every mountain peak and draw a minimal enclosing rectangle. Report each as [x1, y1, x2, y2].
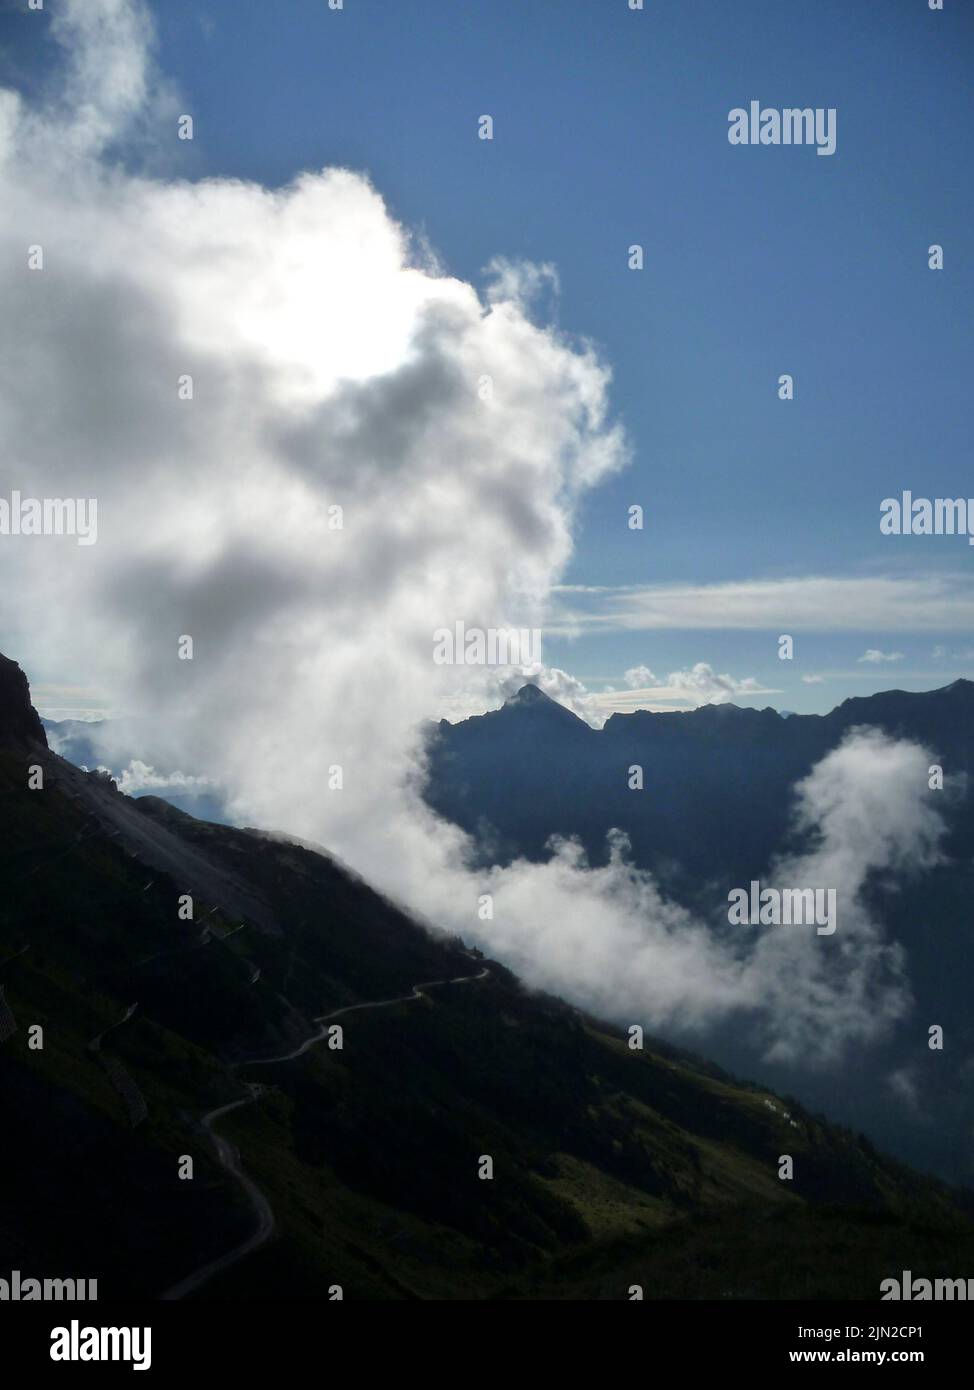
[0, 651, 47, 748]
[492, 682, 590, 731]
[507, 683, 551, 705]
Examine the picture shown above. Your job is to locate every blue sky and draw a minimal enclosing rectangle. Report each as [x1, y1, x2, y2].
[4, 0, 973, 715]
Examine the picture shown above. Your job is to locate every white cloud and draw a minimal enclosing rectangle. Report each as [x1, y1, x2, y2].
[483, 257, 560, 313]
[112, 760, 212, 796]
[592, 662, 778, 712]
[858, 649, 904, 664]
[749, 727, 943, 1062]
[801, 674, 826, 684]
[659, 663, 771, 703]
[623, 664, 658, 688]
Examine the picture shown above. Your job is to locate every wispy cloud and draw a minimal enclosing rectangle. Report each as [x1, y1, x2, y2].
[932, 645, 974, 661]
[550, 574, 974, 634]
[858, 649, 904, 664]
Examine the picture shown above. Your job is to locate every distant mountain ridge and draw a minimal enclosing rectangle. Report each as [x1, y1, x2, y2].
[426, 677, 974, 881]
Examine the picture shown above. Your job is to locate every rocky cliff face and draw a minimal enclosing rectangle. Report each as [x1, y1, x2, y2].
[0, 652, 48, 747]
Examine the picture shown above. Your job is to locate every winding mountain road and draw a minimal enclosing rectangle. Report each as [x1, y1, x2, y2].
[161, 962, 489, 1300]
[160, 1088, 274, 1302]
[245, 966, 490, 1067]
[87, 1002, 138, 1054]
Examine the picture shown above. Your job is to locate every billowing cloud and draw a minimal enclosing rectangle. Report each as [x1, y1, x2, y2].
[0, 1, 946, 1070]
[465, 728, 943, 1064]
[592, 661, 777, 713]
[748, 727, 944, 1061]
[1, 0, 624, 784]
[110, 759, 213, 796]
[623, 663, 657, 688]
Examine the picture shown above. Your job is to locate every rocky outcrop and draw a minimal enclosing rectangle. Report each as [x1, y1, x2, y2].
[0, 652, 47, 748]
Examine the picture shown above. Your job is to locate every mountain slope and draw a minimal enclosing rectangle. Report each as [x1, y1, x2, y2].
[2, 654, 974, 1299]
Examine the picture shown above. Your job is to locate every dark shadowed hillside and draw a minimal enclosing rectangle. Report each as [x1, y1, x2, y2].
[3, 653, 974, 1300]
